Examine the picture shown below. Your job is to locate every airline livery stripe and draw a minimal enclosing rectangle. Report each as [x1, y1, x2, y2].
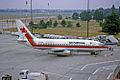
[27, 33, 36, 45]
[25, 33, 35, 46]
[34, 45, 108, 49]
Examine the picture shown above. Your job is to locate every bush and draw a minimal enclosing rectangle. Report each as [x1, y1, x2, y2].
[67, 21, 72, 27]
[61, 20, 66, 27]
[39, 20, 47, 29]
[72, 12, 79, 20]
[57, 14, 62, 20]
[102, 12, 120, 34]
[76, 22, 81, 27]
[53, 21, 58, 27]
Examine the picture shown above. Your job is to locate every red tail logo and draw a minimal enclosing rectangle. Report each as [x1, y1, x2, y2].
[20, 27, 27, 33]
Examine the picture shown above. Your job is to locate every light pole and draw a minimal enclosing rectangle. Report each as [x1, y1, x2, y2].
[26, 0, 28, 27]
[86, 0, 89, 38]
[30, 0, 33, 33]
[2, 17, 3, 33]
[48, 2, 50, 21]
[31, 0, 33, 22]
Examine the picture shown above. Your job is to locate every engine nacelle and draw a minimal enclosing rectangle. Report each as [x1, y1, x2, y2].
[48, 50, 71, 56]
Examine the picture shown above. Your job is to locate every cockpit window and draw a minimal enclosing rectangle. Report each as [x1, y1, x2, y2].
[69, 42, 85, 44]
[99, 43, 105, 46]
[19, 72, 24, 75]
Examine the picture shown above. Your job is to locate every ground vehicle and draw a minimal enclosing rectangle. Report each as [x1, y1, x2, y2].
[19, 69, 48, 80]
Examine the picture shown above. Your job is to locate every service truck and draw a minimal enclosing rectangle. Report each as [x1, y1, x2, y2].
[19, 69, 48, 80]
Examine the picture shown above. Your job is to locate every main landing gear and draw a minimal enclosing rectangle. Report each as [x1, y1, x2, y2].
[90, 51, 98, 55]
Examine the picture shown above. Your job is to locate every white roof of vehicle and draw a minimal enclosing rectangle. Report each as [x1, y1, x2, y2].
[28, 72, 41, 76]
[20, 69, 29, 72]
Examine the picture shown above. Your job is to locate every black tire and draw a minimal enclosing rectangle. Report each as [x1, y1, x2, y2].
[91, 51, 96, 55]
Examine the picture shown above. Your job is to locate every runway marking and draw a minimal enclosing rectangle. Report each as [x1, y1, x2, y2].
[43, 71, 72, 80]
[88, 77, 91, 80]
[69, 78, 72, 80]
[80, 59, 120, 71]
[87, 65, 116, 80]
[92, 67, 101, 75]
[102, 65, 117, 70]
[107, 72, 113, 79]
[80, 64, 89, 71]
[93, 65, 116, 75]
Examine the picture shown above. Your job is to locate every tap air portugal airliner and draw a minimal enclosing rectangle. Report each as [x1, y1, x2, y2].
[16, 19, 109, 56]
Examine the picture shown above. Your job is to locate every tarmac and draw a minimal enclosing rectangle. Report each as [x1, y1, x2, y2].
[0, 34, 120, 80]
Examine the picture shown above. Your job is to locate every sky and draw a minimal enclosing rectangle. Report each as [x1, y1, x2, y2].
[0, 0, 120, 9]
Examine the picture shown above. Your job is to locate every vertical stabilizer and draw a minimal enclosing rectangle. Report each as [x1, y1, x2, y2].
[16, 19, 37, 44]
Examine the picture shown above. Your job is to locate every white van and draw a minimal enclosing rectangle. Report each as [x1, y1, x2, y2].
[19, 69, 47, 80]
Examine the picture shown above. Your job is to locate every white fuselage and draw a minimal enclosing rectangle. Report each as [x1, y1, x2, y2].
[30, 38, 108, 51]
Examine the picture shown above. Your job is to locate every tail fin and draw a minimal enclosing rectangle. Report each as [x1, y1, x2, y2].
[16, 19, 37, 42]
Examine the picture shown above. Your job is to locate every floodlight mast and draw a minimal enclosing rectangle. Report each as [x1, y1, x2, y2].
[31, 0, 33, 22]
[26, 0, 28, 26]
[86, 0, 89, 38]
[48, 2, 50, 21]
[30, 0, 33, 33]
[2, 17, 3, 33]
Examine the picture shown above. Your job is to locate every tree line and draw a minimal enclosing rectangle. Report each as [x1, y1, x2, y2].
[72, 5, 120, 22]
[29, 19, 80, 30]
[29, 5, 120, 35]
[72, 5, 120, 35]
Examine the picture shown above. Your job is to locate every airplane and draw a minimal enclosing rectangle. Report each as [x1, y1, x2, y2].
[16, 19, 109, 56]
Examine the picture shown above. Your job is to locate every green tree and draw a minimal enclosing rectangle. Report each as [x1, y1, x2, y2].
[29, 21, 34, 32]
[57, 14, 62, 20]
[46, 21, 50, 27]
[67, 21, 72, 27]
[93, 10, 103, 22]
[80, 11, 87, 21]
[39, 20, 47, 29]
[110, 5, 117, 15]
[102, 12, 120, 34]
[103, 8, 111, 17]
[29, 21, 34, 26]
[76, 22, 81, 27]
[53, 20, 58, 27]
[61, 19, 66, 27]
[46, 19, 52, 27]
[32, 24, 38, 29]
[80, 11, 92, 21]
[86, 12, 92, 21]
[117, 6, 120, 16]
[39, 20, 44, 26]
[49, 19, 52, 26]
[111, 5, 115, 12]
[72, 12, 79, 20]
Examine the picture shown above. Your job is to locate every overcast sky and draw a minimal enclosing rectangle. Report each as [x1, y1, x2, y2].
[0, 0, 120, 9]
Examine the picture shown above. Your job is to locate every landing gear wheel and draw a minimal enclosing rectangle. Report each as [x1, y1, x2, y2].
[91, 51, 97, 55]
